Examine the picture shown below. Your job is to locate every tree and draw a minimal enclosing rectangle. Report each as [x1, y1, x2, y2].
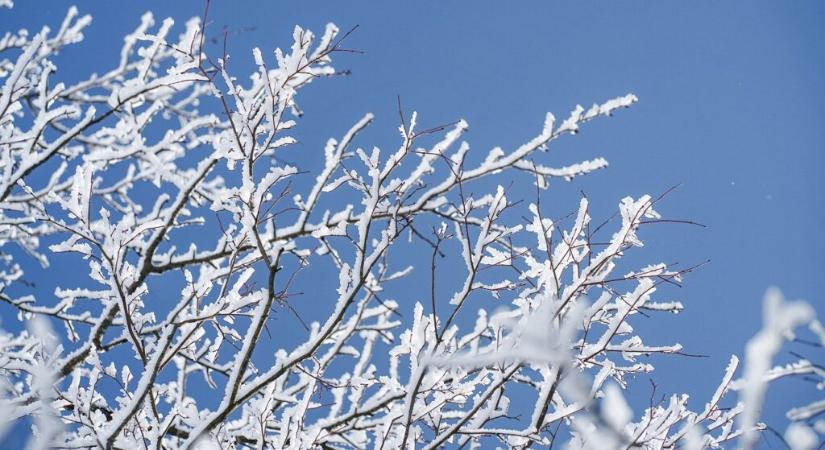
[0, 4, 821, 449]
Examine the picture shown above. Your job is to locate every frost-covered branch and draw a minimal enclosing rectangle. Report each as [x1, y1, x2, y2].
[0, 5, 819, 450]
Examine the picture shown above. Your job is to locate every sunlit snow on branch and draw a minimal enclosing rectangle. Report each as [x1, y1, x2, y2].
[0, 4, 820, 450]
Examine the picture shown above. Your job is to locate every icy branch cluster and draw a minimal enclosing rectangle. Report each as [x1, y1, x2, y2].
[0, 6, 820, 450]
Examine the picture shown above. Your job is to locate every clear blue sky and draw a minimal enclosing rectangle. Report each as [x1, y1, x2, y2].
[2, 1, 823, 447]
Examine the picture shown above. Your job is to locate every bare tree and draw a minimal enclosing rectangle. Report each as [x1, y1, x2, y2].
[0, 5, 820, 450]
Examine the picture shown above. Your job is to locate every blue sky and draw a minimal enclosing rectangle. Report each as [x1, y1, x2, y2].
[1, 1, 823, 447]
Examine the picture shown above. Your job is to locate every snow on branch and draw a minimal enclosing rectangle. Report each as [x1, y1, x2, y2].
[0, 5, 819, 450]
